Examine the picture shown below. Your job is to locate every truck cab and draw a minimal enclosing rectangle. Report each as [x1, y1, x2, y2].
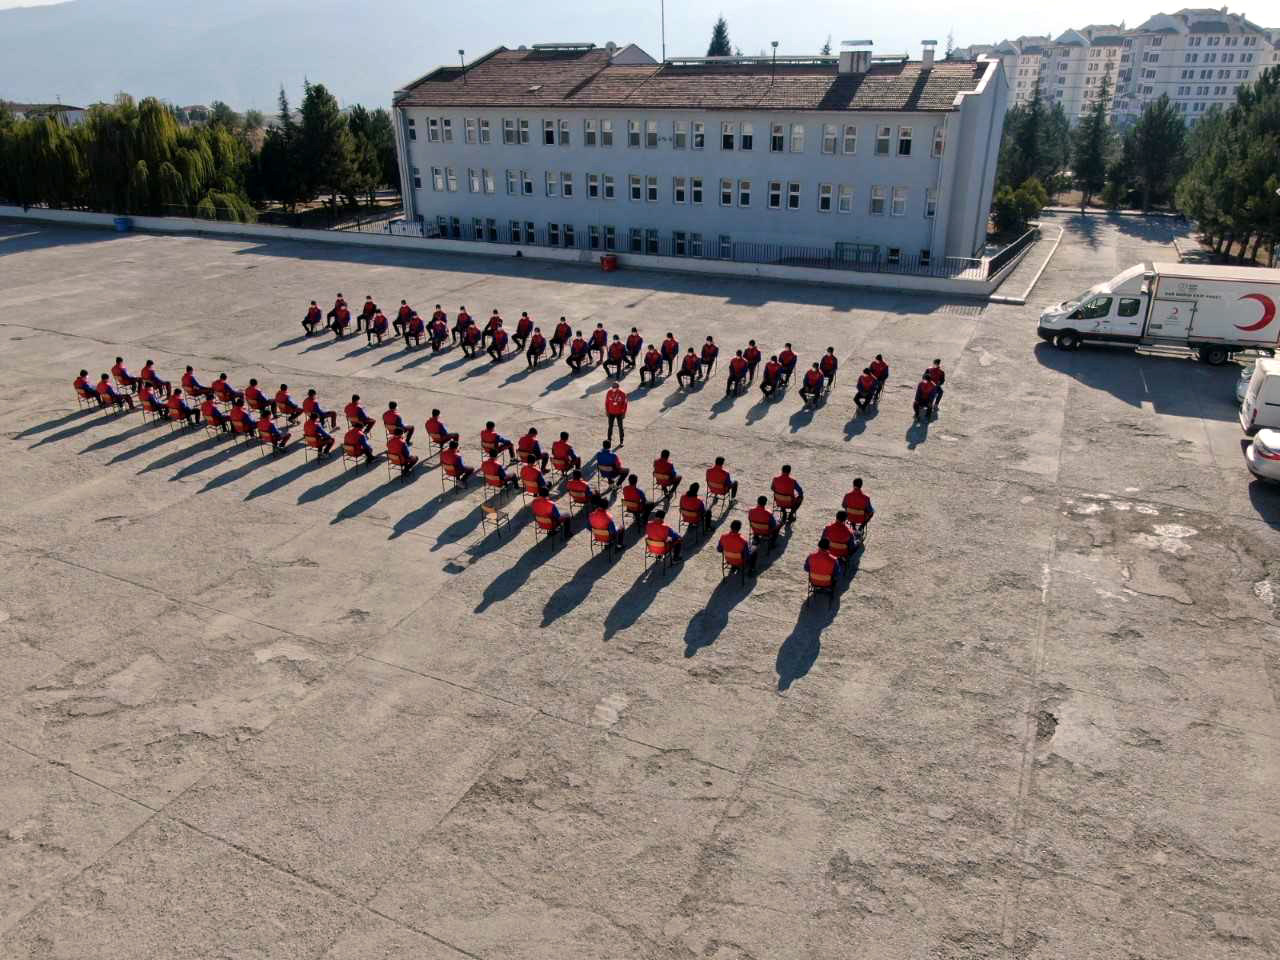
[1037, 264, 1148, 350]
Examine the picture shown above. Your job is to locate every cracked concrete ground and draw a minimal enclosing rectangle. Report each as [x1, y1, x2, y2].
[1, 211, 1277, 959]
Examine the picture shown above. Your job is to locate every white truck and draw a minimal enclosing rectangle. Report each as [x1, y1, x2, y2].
[1037, 262, 1280, 365]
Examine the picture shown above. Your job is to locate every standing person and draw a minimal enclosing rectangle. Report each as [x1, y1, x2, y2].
[819, 347, 838, 391]
[513, 312, 533, 351]
[744, 340, 762, 383]
[526, 327, 547, 368]
[605, 382, 628, 447]
[550, 317, 572, 358]
[660, 332, 680, 376]
[925, 359, 946, 411]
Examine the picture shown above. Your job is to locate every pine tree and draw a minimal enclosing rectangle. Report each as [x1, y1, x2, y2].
[299, 81, 356, 208]
[1130, 94, 1186, 211]
[1072, 75, 1112, 210]
[821, 35, 832, 56]
[707, 17, 731, 57]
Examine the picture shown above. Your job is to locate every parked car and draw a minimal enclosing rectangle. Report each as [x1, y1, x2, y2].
[1240, 358, 1280, 434]
[1237, 362, 1255, 404]
[1244, 429, 1280, 482]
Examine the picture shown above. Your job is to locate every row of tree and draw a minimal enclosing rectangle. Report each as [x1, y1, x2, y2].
[0, 82, 399, 220]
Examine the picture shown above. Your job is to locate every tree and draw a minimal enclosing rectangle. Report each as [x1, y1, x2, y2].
[821, 35, 832, 56]
[209, 100, 241, 129]
[1072, 76, 1112, 210]
[1126, 94, 1186, 211]
[243, 109, 264, 130]
[299, 81, 356, 207]
[707, 17, 731, 57]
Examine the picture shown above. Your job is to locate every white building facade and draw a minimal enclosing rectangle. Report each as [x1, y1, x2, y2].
[391, 43, 1007, 270]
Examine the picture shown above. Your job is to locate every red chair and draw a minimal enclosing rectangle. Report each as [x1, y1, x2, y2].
[521, 472, 545, 504]
[706, 475, 731, 512]
[230, 418, 258, 447]
[643, 536, 673, 575]
[138, 394, 165, 424]
[549, 455, 570, 485]
[303, 434, 331, 463]
[441, 460, 468, 494]
[532, 510, 565, 547]
[341, 441, 370, 470]
[426, 429, 448, 461]
[828, 536, 857, 576]
[113, 372, 136, 394]
[75, 386, 100, 410]
[721, 547, 747, 583]
[772, 490, 796, 515]
[749, 514, 778, 553]
[386, 449, 416, 483]
[588, 524, 619, 561]
[620, 489, 647, 540]
[652, 469, 677, 501]
[806, 569, 835, 606]
[678, 502, 705, 543]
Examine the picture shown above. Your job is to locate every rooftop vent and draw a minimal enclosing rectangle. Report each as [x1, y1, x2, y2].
[527, 84, 543, 92]
[530, 42, 596, 51]
[839, 40, 873, 75]
[922, 39, 937, 69]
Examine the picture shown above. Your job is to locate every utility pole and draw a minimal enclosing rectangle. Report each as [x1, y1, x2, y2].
[771, 41, 778, 80]
[459, 50, 467, 83]
[660, 0, 666, 62]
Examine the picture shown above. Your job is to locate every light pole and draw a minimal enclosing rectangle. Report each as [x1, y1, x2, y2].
[771, 41, 778, 80]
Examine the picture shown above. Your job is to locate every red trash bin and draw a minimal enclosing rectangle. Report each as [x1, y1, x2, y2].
[600, 254, 618, 272]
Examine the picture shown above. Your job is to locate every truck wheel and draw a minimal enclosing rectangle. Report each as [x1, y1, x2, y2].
[1055, 331, 1080, 351]
[1199, 346, 1229, 366]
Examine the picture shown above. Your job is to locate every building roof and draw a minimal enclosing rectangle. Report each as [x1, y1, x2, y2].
[395, 45, 990, 113]
[1053, 29, 1090, 46]
[3, 101, 86, 113]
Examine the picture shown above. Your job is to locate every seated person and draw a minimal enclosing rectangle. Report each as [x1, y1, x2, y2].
[386, 427, 418, 473]
[460, 324, 482, 357]
[823, 510, 859, 562]
[588, 324, 608, 364]
[481, 453, 519, 491]
[744, 341, 762, 381]
[367, 309, 390, 345]
[212, 373, 243, 405]
[531, 493, 569, 542]
[706, 457, 739, 500]
[140, 360, 171, 398]
[303, 411, 335, 454]
[620, 474, 652, 527]
[181, 366, 213, 399]
[404, 311, 426, 348]
[726, 351, 749, 394]
[520, 456, 550, 497]
[244, 378, 277, 418]
[676, 349, 701, 389]
[566, 332, 590, 371]
[778, 344, 798, 384]
[513, 312, 533, 351]
[330, 303, 351, 337]
[394, 301, 414, 337]
[550, 317, 572, 357]
[166, 388, 200, 427]
[517, 428, 549, 470]
[201, 395, 229, 431]
[481, 310, 503, 346]
[700, 337, 719, 376]
[425, 409, 459, 446]
[428, 315, 449, 351]
[759, 356, 783, 398]
[679, 482, 711, 533]
[97, 373, 135, 410]
[652, 450, 682, 499]
[640, 346, 663, 385]
[487, 328, 511, 363]
[138, 383, 166, 418]
[111, 357, 138, 392]
[526, 327, 547, 368]
[382, 401, 414, 442]
[451, 306, 473, 343]
[718, 519, 757, 575]
[344, 395, 375, 433]
[303, 300, 323, 334]
[566, 469, 591, 509]
[603, 335, 627, 378]
[588, 495, 621, 549]
[358, 295, 377, 331]
[440, 439, 475, 485]
[799, 363, 825, 405]
[228, 397, 256, 434]
[625, 328, 644, 368]
[770, 465, 805, 524]
[805, 538, 844, 584]
[595, 441, 625, 491]
[869, 354, 890, 399]
[819, 347, 838, 389]
[342, 424, 375, 463]
[551, 432, 581, 472]
[74, 370, 100, 405]
[274, 384, 303, 424]
[660, 334, 680, 375]
[480, 422, 515, 460]
[303, 389, 337, 429]
[747, 495, 780, 550]
[854, 368, 878, 411]
[913, 375, 937, 420]
[645, 509, 683, 562]
[258, 411, 292, 450]
[841, 478, 875, 530]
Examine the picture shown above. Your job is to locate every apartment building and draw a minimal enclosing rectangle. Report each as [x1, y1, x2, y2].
[990, 37, 1050, 108]
[391, 41, 1007, 267]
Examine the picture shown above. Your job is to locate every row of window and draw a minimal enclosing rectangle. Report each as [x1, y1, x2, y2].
[1187, 35, 1258, 47]
[1177, 67, 1250, 80]
[1183, 51, 1254, 63]
[407, 116, 943, 158]
[1177, 84, 1240, 97]
[413, 165, 939, 217]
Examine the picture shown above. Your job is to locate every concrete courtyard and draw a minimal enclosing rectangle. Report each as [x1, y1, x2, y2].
[1, 212, 1277, 959]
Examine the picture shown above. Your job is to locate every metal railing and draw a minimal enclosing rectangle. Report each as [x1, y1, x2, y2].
[985, 226, 1039, 278]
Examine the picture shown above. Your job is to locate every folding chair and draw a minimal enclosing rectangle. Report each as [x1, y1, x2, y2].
[167, 409, 199, 434]
[678, 503, 705, 544]
[483, 471, 513, 506]
[806, 569, 835, 607]
[341, 441, 371, 470]
[721, 549, 748, 584]
[652, 470, 678, 503]
[595, 465, 622, 495]
[548, 455, 570, 487]
[139, 396, 165, 425]
[230, 418, 258, 448]
[828, 536, 859, 578]
[479, 500, 510, 540]
[620, 491, 647, 543]
[706, 477, 732, 514]
[643, 536, 673, 575]
[113, 373, 137, 395]
[520, 472, 546, 506]
[588, 525, 620, 561]
[426, 430, 448, 463]
[772, 491, 797, 525]
[749, 516, 778, 554]
[302, 434, 331, 463]
[481, 437, 513, 466]
[75, 388, 100, 411]
[441, 461, 469, 494]
[386, 449, 416, 483]
[532, 512, 565, 548]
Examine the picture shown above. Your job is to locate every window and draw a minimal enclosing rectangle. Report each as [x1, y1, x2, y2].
[720, 178, 733, 206]
[431, 166, 444, 191]
[645, 229, 659, 255]
[770, 122, 784, 152]
[412, 167, 421, 189]
[691, 177, 703, 204]
[548, 223, 560, 246]
[718, 235, 732, 259]
[932, 126, 945, 158]
[817, 183, 832, 212]
[897, 126, 912, 156]
[519, 119, 530, 144]
[465, 118, 477, 143]
[768, 180, 782, 209]
[887, 247, 901, 265]
[543, 120, 556, 145]
[587, 173, 600, 198]
[428, 118, 440, 142]
[604, 225, 616, 251]
[692, 122, 705, 149]
[875, 126, 891, 155]
[584, 119, 597, 146]
[870, 185, 886, 215]
[790, 123, 805, 153]
[673, 176, 687, 204]
[891, 186, 906, 216]
[837, 184, 853, 213]
[673, 231, 688, 256]
[628, 119, 641, 147]
[787, 182, 800, 209]
[645, 120, 658, 148]
[690, 233, 703, 257]
[442, 119, 453, 142]
[674, 120, 688, 149]
[506, 169, 517, 195]
[589, 224, 601, 249]
[603, 174, 616, 199]
[468, 168, 480, 193]
[407, 118, 416, 141]
[925, 187, 937, 218]
[842, 124, 857, 154]
[601, 120, 614, 146]
[629, 175, 642, 201]
[525, 221, 536, 244]
[629, 228, 643, 253]
[1079, 296, 1112, 319]
[521, 170, 533, 195]
[822, 123, 837, 154]
[486, 218, 498, 241]
[561, 172, 573, 197]
[741, 123, 753, 150]
[738, 179, 751, 207]
[722, 121, 735, 150]
[559, 120, 570, 146]
[479, 119, 491, 143]
[920, 249, 930, 268]
[546, 170, 559, 197]
[1118, 297, 1141, 317]
[510, 220, 522, 243]
[483, 169, 495, 194]
[503, 119, 516, 144]
[646, 175, 658, 202]
[563, 224, 575, 247]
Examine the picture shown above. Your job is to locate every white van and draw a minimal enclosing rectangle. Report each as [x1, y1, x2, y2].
[1240, 358, 1280, 433]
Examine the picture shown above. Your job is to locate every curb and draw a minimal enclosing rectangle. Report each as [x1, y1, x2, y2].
[987, 224, 1064, 306]
[1041, 207, 1186, 220]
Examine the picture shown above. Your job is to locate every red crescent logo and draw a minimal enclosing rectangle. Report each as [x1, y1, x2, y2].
[1236, 293, 1276, 332]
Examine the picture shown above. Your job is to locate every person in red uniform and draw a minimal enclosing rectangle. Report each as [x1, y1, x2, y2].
[428, 314, 448, 352]
[588, 496, 621, 550]
[913, 375, 937, 422]
[481, 452, 519, 491]
[805, 538, 843, 583]
[823, 511, 858, 564]
[201, 395, 229, 431]
[97, 373, 135, 410]
[566, 469, 592, 515]
[532, 493, 570, 542]
[706, 456, 739, 500]
[744, 340, 762, 382]
[74, 370, 100, 405]
[640, 345, 663, 385]
[526, 327, 546, 368]
[244, 378, 277, 419]
[645, 509, 683, 562]
[679, 482, 711, 533]
[382, 401, 414, 442]
[480, 421, 515, 460]
[404, 310, 426, 349]
[393, 300, 413, 337]
[228, 396, 255, 431]
[520, 456, 550, 497]
[588, 323, 608, 365]
[660, 332, 680, 376]
[140, 360, 171, 398]
[726, 350, 749, 395]
[111, 357, 138, 393]
[625, 328, 643, 369]
[517, 428, 550, 470]
[620, 474, 652, 528]
[451, 305, 473, 344]
[138, 382, 165, 419]
[550, 317, 572, 358]
[700, 336, 719, 378]
[166, 388, 200, 427]
[303, 300, 323, 335]
[819, 347, 839, 390]
[274, 385, 303, 425]
[565, 330, 589, 371]
[718, 519, 757, 575]
[603, 334, 627, 378]
[181, 366, 212, 400]
[386, 427, 418, 474]
[343, 424, 375, 463]
[552, 431, 582, 472]
[841, 477, 875, 530]
[212, 373, 242, 405]
[425, 409, 458, 446]
[778, 343, 798, 385]
[513, 311, 533, 351]
[430, 304, 448, 331]
[595, 440, 625, 491]
[869, 354, 890, 402]
[327, 293, 348, 325]
[303, 411, 334, 454]
[258, 410, 292, 450]
[771, 464, 804, 524]
[330, 301, 351, 338]
[759, 355, 783, 399]
[799, 363, 825, 405]
[605, 382, 628, 446]
[676, 348, 701, 389]
[854, 367, 878, 412]
[344, 395, 375, 433]
[367, 308, 389, 345]
[925, 358, 945, 411]
[487, 326, 510, 363]
[652, 450, 681, 500]
[481, 309, 503, 346]
[747, 496, 779, 549]
[461, 323, 482, 357]
[303, 389, 337, 429]
[357, 295, 377, 332]
[440, 439, 475, 485]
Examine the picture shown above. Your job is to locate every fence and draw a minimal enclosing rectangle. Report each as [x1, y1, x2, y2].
[985, 226, 1039, 278]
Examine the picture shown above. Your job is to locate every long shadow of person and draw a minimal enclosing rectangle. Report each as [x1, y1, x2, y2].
[270, 333, 311, 351]
[389, 493, 451, 539]
[682, 568, 753, 656]
[775, 545, 861, 689]
[15, 406, 98, 441]
[474, 535, 563, 614]
[538, 367, 582, 396]
[842, 405, 877, 442]
[706, 391, 740, 420]
[330, 469, 420, 524]
[905, 415, 930, 449]
[244, 458, 320, 501]
[105, 425, 188, 464]
[138, 432, 225, 474]
[540, 550, 610, 627]
[75, 419, 155, 454]
[788, 401, 819, 434]
[601, 526, 709, 641]
[744, 394, 778, 426]
[431, 353, 474, 377]
[296, 458, 377, 503]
